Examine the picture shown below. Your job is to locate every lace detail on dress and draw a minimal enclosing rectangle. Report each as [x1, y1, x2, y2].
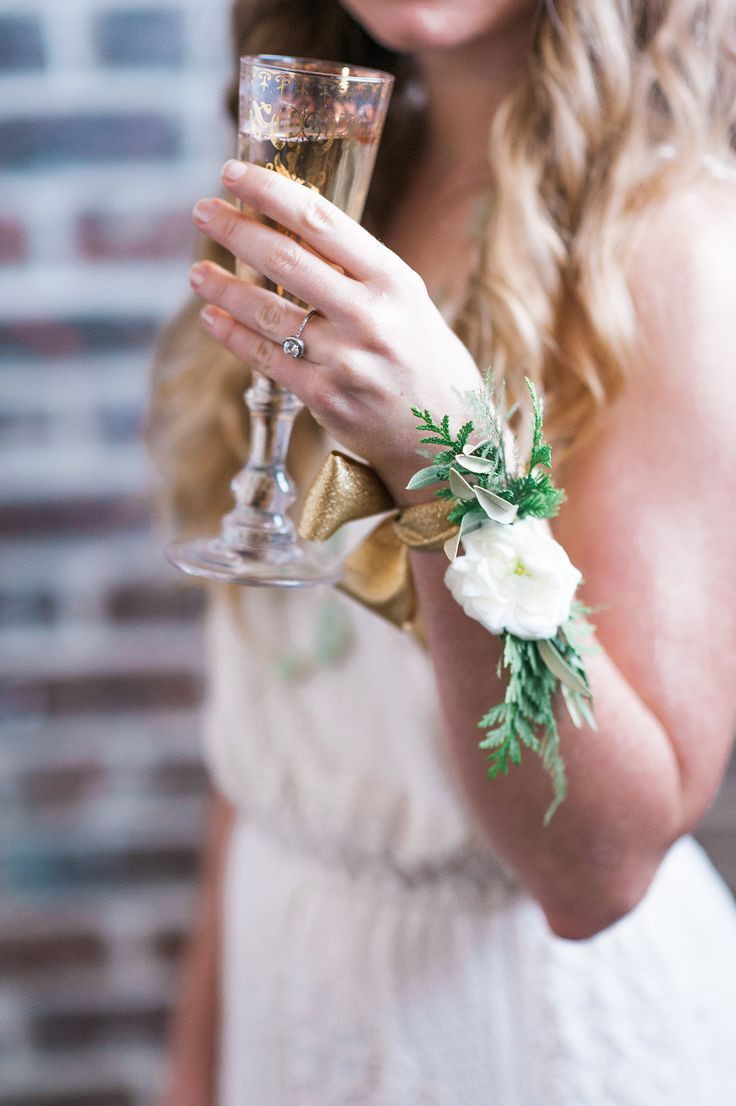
[219, 822, 736, 1106]
[201, 581, 515, 884]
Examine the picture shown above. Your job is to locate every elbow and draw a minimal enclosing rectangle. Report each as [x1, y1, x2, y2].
[540, 865, 659, 942]
[544, 898, 637, 941]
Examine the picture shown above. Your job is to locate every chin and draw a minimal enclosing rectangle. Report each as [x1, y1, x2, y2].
[339, 0, 535, 53]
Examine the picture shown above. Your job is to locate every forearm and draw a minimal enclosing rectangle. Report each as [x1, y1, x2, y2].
[161, 788, 236, 1105]
[410, 549, 684, 939]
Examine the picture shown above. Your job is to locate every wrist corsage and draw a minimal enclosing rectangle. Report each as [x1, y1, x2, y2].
[407, 377, 596, 825]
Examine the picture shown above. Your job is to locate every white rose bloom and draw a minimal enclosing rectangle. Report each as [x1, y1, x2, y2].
[444, 517, 582, 640]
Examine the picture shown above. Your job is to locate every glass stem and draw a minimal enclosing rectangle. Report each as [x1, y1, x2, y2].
[221, 371, 303, 556]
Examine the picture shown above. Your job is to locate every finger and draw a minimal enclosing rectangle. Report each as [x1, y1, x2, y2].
[189, 261, 331, 358]
[221, 159, 400, 285]
[193, 198, 363, 322]
[198, 304, 318, 394]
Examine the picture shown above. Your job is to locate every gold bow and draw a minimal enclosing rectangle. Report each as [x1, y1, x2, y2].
[297, 451, 458, 642]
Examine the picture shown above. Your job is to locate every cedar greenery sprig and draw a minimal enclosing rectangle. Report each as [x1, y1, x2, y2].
[478, 622, 594, 826]
[409, 379, 564, 529]
[479, 633, 561, 819]
[409, 408, 475, 456]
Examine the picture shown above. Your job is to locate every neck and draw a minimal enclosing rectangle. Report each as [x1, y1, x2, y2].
[417, 16, 534, 180]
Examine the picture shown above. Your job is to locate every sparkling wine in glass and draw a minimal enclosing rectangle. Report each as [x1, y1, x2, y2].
[167, 55, 393, 586]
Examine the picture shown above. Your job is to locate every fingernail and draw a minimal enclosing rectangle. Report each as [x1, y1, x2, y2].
[200, 306, 217, 327]
[222, 159, 247, 182]
[189, 264, 206, 287]
[193, 199, 217, 223]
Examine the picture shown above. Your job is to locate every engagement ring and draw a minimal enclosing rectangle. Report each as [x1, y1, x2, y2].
[282, 308, 318, 359]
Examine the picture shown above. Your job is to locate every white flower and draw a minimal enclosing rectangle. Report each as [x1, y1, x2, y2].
[444, 517, 582, 640]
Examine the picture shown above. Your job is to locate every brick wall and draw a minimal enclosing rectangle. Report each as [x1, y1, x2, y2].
[1, 4, 735, 1106]
[0, 2, 231, 1103]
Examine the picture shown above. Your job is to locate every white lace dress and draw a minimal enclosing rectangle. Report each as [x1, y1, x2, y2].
[201, 577, 736, 1106]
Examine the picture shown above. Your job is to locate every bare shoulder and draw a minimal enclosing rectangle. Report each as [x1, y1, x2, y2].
[566, 171, 736, 486]
[632, 166, 736, 280]
[560, 168, 736, 518]
[626, 170, 736, 408]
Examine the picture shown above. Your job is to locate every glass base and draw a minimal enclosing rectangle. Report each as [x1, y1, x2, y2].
[166, 536, 343, 588]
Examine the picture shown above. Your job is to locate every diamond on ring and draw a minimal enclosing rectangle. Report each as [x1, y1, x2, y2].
[281, 308, 317, 360]
[282, 336, 305, 358]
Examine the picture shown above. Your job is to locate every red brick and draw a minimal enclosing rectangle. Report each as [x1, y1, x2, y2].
[0, 217, 28, 262]
[0, 495, 149, 537]
[107, 581, 204, 621]
[78, 209, 194, 260]
[0, 316, 159, 359]
[0, 931, 105, 975]
[3, 671, 202, 716]
[152, 926, 187, 961]
[33, 1001, 169, 1048]
[20, 762, 103, 805]
[152, 757, 208, 795]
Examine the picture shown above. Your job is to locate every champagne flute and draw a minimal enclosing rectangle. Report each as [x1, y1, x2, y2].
[167, 55, 394, 586]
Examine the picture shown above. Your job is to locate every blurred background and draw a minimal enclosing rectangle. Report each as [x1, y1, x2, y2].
[0, 2, 734, 1105]
[0, 1, 231, 1103]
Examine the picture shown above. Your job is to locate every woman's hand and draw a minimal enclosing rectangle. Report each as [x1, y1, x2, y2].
[189, 159, 481, 502]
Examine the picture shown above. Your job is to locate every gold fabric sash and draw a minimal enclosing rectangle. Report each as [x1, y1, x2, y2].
[297, 451, 457, 639]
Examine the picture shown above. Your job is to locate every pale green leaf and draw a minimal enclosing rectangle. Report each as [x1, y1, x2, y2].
[406, 464, 446, 491]
[474, 485, 519, 524]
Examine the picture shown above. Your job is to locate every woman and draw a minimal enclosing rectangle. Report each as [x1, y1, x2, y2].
[150, 1, 736, 1103]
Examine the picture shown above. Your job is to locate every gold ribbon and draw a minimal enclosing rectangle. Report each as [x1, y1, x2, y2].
[297, 451, 457, 640]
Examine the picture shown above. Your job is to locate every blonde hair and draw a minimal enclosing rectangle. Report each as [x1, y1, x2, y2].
[148, 0, 736, 533]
